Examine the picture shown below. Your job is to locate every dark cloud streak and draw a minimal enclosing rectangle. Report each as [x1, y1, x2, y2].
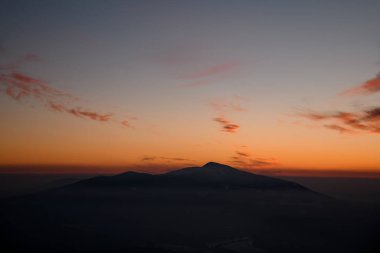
[141, 156, 194, 163]
[300, 107, 380, 134]
[213, 117, 240, 133]
[230, 150, 277, 169]
[210, 97, 247, 134]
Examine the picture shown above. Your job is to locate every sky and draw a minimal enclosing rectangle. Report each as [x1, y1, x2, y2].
[1, 0, 380, 176]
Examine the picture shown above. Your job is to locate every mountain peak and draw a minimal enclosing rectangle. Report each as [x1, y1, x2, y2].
[202, 162, 234, 169]
[166, 162, 238, 177]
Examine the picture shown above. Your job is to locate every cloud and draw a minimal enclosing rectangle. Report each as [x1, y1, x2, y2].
[340, 73, 380, 96]
[299, 107, 380, 134]
[0, 54, 135, 128]
[299, 67, 380, 134]
[299, 112, 330, 121]
[365, 107, 380, 121]
[156, 47, 239, 88]
[324, 124, 354, 134]
[47, 102, 113, 122]
[0, 72, 75, 101]
[142, 156, 156, 161]
[141, 156, 194, 163]
[1, 71, 113, 123]
[236, 151, 249, 157]
[179, 62, 238, 79]
[230, 150, 277, 169]
[213, 117, 240, 133]
[210, 96, 248, 134]
[66, 108, 113, 122]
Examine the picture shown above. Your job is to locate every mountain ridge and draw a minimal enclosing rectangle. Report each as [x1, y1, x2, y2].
[69, 162, 309, 191]
[2, 162, 364, 253]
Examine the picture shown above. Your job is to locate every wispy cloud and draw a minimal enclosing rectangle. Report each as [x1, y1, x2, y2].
[141, 156, 194, 163]
[213, 117, 240, 133]
[48, 102, 113, 122]
[141, 156, 156, 161]
[236, 151, 249, 157]
[158, 46, 240, 88]
[210, 96, 248, 134]
[298, 66, 380, 134]
[1, 72, 75, 101]
[0, 52, 135, 128]
[230, 150, 277, 169]
[0, 71, 118, 124]
[179, 62, 238, 79]
[67, 108, 112, 122]
[340, 72, 380, 96]
[299, 107, 380, 134]
[324, 124, 354, 134]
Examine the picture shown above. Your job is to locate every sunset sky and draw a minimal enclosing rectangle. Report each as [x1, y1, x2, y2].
[1, 0, 380, 176]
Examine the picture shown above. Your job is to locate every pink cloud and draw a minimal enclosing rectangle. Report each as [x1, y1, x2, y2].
[0, 71, 74, 101]
[47, 102, 113, 122]
[48, 101, 66, 112]
[340, 73, 380, 96]
[0, 53, 135, 128]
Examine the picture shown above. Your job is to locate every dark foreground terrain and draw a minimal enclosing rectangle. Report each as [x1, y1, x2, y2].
[1, 162, 379, 253]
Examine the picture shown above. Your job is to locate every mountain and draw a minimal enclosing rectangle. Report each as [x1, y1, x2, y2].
[1, 162, 378, 253]
[166, 162, 307, 189]
[70, 162, 308, 191]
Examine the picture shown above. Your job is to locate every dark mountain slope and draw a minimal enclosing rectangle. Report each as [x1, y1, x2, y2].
[166, 162, 307, 190]
[70, 162, 308, 191]
[1, 163, 378, 253]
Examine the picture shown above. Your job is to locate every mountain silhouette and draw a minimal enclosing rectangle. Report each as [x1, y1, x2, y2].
[71, 162, 308, 191]
[1, 162, 376, 253]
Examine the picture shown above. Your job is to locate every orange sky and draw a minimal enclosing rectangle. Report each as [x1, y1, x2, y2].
[1, 97, 380, 177]
[1, 1, 380, 177]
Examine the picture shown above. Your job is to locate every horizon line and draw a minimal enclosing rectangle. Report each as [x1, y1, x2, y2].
[1, 164, 380, 179]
